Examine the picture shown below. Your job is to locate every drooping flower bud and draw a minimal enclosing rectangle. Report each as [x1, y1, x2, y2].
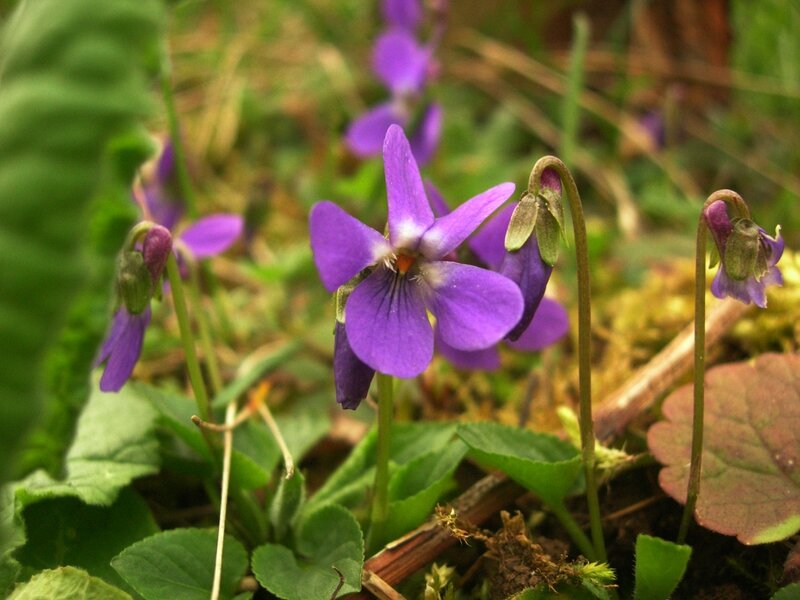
[117, 251, 152, 315]
[333, 321, 375, 410]
[703, 199, 784, 308]
[142, 224, 173, 283]
[500, 167, 560, 340]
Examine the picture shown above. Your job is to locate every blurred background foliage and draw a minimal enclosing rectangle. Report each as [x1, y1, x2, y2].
[130, 0, 797, 432]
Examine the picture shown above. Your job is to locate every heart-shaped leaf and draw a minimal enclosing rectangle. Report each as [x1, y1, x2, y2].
[771, 583, 800, 600]
[633, 534, 691, 600]
[648, 353, 800, 544]
[15, 385, 160, 507]
[9, 567, 131, 600]
[111, 528, 248, 600]
[252, 504, 363, 600]
[457, 422, 582, 506]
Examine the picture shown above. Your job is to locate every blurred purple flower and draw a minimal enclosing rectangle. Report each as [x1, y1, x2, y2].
[426, 182, 569, 370]
[311, 125, 522, 380]
[703, 200, 783, 308]
[345, 0, 442, 165]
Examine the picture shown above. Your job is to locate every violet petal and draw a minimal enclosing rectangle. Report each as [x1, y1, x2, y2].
[384, 124, 434, 250]
[499, 235, 553, 341]
[381, 0, 422, 30]
[419, 182, 514, 260]
[506, 297, 569, 352]
[309, 201, 391, 292]
[424, 179, 449, 218]
[179, 214, 243, 259]
[469, 203, 515, 270]
[345, 266, 433, 378]
[156, 139, 175, 184]
[334, 321, 376, 410]
[373, 30, 428, 94]
[345, 103, 404, 158]
[424, 261, 523, 351]
[95, 309, 130, 367]
[435, 327, 500, 371]
[99, 308, 150, 392]
[409, 103, 442, 166]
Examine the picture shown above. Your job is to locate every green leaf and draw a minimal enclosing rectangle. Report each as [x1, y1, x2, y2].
[649, 353, 800, 543]
[0, 0, 161, 486]
[252, 504, 363, 600]
[632, 534, 691, 600]
[9, 566, 131, 600]
[15, 488, 158, 595]
[231, 419, 281, 489]
[381, 441, 467, 543]
[269, 471, 306, 544]
[308, 422, 457, 511]
[111, 528, 248, 600]
[457, 423, 582, 506]
[772, 583, 800, 600]
[15, 384, 159, 507]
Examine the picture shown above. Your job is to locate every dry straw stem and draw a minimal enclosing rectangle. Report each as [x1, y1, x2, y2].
[594, 297, 751, 441]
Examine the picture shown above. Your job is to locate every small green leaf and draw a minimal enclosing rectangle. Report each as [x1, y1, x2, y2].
[649, 353, 800, 543]
[15, 488, 158, 594]
[308, 422, 457, 511]
[633, 534, 691, 600]
[111, 528, 248, 600]
[9, 566, 131, 600]
[15, 385, 159, 507]
[772, 583, 800, 600]
[252, 504, 364, 600]
[269, 471, 306, 544]
[381, 441, 467, 543]
[457, 423, 582, 506]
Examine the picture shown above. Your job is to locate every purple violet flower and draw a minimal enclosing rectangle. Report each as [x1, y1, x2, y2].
[703, 200, 783, 308]
[426, 182, 569, 370]
[310, 125, 523, 381]
[345, 0, 442, 165]
[97, 142, 245, 392]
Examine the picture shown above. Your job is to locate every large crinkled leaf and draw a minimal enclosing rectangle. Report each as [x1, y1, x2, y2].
[457, 422, 582, 506]
[9, 566, 131, 600]
[648, 353, 800, 544]
[0, 0, 161, 486]
[111, 528, 248, 600]
[252, 504, 364, 600]
[14, 488, 158, 595]
[14, 385, 160, 507]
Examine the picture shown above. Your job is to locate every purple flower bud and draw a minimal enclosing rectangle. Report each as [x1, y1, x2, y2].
[499, 233, 552, 341]
[703, 200, 784, 308]
[540, 167, 562, 196]
[334, 321, 375, 410]
[142, 225, 173, 282]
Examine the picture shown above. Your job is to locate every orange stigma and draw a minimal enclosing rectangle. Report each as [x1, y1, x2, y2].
[395, 253, 416, 274]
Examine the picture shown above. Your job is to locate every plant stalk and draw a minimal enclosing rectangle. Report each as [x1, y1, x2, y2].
[530, 157, 606, 562]
[187, 264, 224, 393]
[677, 190, 749, 544]
[166, 255, 211, 421]
[549, 501, 596, 561]
[367, 373, 394, 554]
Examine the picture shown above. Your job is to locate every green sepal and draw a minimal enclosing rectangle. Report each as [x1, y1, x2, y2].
[535, 209, 561, 267]
[707, 242, 720, 269]
[335, 271, 369, 324]
[724, 219, 760, 281]
[539, 186, 566, 236]
[504, 193, 539, 252]
[116, 252, 152, 315]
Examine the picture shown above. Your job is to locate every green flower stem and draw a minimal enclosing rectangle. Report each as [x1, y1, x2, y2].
[166, 254, 211, 421]
[677, 190, 749, 544]
[549, 501, 596, 561]
[187, 263, 224, 394]
[367, 372, 394, 554]
[529, 156, 606, 562]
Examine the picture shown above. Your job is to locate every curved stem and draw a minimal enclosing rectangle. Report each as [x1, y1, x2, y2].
[529, 156, 606, 562]
[548, 500, 596, 561]
[367, 373, 394, 555]
[166, 254, 211, 421]
[677, 189, 748, 544]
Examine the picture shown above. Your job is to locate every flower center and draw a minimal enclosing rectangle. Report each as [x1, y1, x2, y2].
[395, 253, 417, 275]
